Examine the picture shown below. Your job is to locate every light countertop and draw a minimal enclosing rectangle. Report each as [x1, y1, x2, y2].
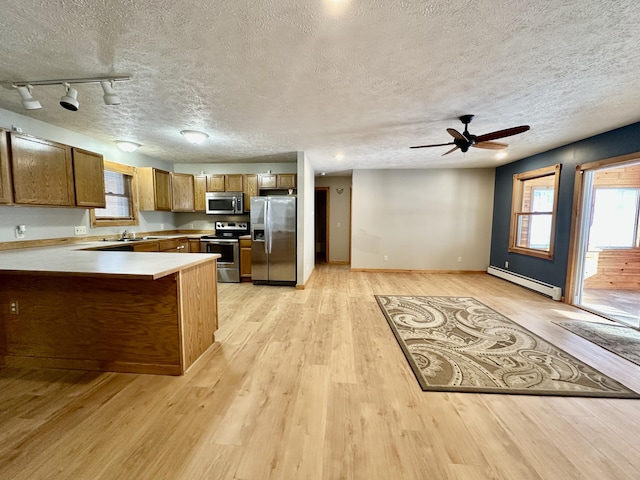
[0, 242, 220, 280]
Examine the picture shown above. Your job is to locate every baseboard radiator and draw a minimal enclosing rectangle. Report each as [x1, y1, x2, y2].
[487, 266, 562, 301]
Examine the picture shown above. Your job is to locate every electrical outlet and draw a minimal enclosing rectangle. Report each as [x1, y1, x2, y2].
[10, 301, 19, 314]
[74, 226, 87, 236]
[160, 224, 165, 230]
[15, 224, 26, 239]
[383, 255, 388, 261]
[457, 256, 463, 263]
[505, 261, 509, 269]
[189, 223, 194, 229]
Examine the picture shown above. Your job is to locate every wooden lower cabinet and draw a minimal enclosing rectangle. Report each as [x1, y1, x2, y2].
[133, 242, 159, 252]
[0, 261, 218, 375]
[240, 238, 252, 279]
[189, 238, 202, 253]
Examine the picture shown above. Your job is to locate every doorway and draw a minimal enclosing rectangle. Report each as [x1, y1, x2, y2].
[568, 156, 640, 327]
[315, 187, 329, 264]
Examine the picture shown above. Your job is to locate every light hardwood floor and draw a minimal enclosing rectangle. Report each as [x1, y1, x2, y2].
[2, 265, 640, 480]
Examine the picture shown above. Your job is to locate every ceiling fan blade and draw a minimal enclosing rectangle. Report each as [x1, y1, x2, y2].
[410, 142, 455, 149]
[475, 125, 530, 143]
[442, 145, 459, 156]
[472, 141, 508, 150]
[447, 128, 466, 141]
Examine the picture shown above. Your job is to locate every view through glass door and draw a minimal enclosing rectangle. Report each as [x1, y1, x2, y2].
[573, 162, 640, 327]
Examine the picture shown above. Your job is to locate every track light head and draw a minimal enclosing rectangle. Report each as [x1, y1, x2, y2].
[15, 85, 42, 110]
[60, 83, 79, 111]
[100, 80, 121, 105]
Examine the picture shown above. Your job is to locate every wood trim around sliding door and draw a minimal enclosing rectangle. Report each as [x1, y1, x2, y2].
[565, 152, 640, 304]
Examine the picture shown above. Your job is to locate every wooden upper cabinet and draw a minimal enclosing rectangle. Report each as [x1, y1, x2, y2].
[206, 174, 243, 192]
[206, 174, 225, 192]
[258, 173, 297, 190]
[9, 133, 74, 206]
[277, 174, 296, 189]
[72, 148, 106, 208]
[139, 167, 171, 211]
[258, 173, 277, 189]
[0, 130, 12, 204]
[171, 172, 195, 212]
[194, 175, 207, 212]
[243, 174, 258, 212]
[225, 174, 243, 192]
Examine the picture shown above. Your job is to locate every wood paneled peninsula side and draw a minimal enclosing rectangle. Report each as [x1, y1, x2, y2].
[0, 244, 220, 375]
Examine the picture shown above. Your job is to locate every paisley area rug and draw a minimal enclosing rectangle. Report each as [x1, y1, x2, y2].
[376, 296, 639, 398]
[553, 320, 640, 367]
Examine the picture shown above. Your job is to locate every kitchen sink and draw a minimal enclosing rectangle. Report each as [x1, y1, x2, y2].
[115, 238, 147, 242]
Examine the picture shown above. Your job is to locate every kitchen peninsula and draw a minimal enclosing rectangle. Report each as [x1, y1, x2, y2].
[0, 244, 220, 375]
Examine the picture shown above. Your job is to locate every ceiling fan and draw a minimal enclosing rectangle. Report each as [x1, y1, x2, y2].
[410, 114, 530, 156]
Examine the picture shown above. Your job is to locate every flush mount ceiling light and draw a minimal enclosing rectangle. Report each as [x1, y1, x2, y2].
[335, 152, 345, 160]
[60, 83, 79, 111]
[14, 85, 41, 110]
[10, 76, 130, 111]
[115, 141, 141, 152]
[180, 130, 209, 144]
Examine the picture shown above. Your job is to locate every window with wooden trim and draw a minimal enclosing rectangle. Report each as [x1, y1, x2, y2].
[90, 161, 139, 227]
[509, 164, 561, 259]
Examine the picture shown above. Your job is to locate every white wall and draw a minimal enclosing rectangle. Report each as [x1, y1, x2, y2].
[0, 108, 175, 242]
[314, 176, 351, 263]
[351, 169, 495, 270]
[297, 151, 315, 286]
[174, 163, 297, 175]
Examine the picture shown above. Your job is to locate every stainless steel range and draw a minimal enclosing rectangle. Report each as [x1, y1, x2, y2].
[200, 221, 249, 283]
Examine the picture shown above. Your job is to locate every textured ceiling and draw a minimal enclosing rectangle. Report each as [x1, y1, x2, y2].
[1, 0, 640, 175]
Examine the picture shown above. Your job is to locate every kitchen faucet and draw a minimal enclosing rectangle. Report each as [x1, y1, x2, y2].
[121, 229, 128, 240]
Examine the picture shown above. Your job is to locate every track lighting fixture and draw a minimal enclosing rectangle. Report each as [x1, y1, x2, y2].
[60, 83, 79, 111]
[115, 141, 141, 152]
[14, 85, 41, 110]
[180, 130, 209, 144]
[10, 76, 130, 111]
[100, 80, 121, 105]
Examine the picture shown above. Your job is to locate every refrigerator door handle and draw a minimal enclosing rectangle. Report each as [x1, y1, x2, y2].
[267, 200, 273, 254]
[264, 200, 269, 254]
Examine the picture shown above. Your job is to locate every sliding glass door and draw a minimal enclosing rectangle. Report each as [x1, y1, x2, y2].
[571, 161, 640, 328]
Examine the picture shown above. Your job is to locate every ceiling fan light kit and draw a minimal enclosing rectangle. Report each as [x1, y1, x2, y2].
[10, 76, 130, 111]
[411, 114, 530, 156]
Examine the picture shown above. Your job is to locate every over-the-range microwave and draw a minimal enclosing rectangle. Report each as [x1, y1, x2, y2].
[205, 192, 244, 215]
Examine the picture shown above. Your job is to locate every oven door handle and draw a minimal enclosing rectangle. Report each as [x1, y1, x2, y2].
[204, 239, 238, 244]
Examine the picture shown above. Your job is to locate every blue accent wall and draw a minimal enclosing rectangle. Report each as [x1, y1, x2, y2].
[490, 121, 640, 294]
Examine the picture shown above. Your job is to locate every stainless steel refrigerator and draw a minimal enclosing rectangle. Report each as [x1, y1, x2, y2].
[250, 196, 297, 286]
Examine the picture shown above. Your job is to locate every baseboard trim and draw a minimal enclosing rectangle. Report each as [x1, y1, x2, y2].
[296, 267, 317, 289]
[3, 355, 183, 375]
[350, 268, 487, 274]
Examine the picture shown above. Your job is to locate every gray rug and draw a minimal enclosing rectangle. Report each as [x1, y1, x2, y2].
[553, 320, 640, 367]
[376, 295, 639, 398]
